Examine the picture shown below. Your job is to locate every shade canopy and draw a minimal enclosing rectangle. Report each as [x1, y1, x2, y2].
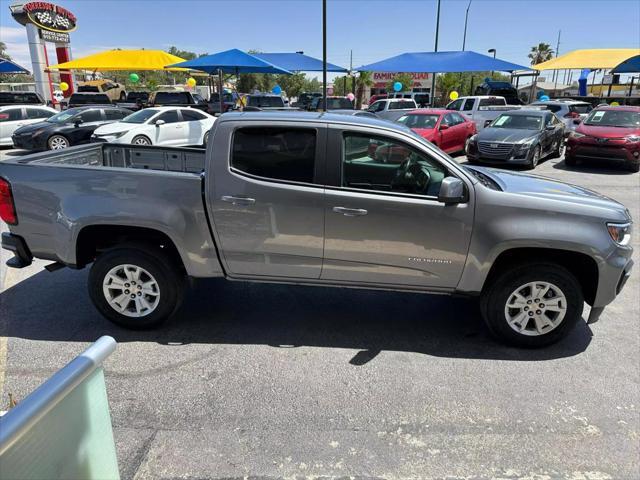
[0, 59, 30, 74]
[356, 51, 529, 73]
[534, 49, 640, 71]
[612, 55, 640, 74]
[166, 49, 292, 74]
[254, 53, 348, 72]
[49, 49, 188, 71]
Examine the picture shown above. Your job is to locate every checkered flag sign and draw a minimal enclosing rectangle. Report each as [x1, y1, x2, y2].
[34, 11, 53, 26]
[53, 16, 70, 28]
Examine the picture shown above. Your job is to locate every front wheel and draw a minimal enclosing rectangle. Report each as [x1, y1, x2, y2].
[527, 145, 541, 170]
[48, 134, 70, 150]
[480, 263, 583, 347]
[132, 135, 151, 146]
[88, 246, 185, 329]
[202, 130, 210, 147]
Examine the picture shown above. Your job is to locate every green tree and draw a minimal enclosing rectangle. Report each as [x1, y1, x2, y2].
[385, 73, 414, 93]
[528, 43, 554, 66]
[276, 72, 306, 99]
[0, 41, 10, 60]
[355, 71, 373, 109]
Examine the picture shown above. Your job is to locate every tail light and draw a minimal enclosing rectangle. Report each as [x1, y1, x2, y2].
[0, 177, 18, 225]
[564, 111, 580, 119]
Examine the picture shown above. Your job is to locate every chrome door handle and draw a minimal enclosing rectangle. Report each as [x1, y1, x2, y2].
[221, 195, 256, 206]
[333, 206, 368, 217]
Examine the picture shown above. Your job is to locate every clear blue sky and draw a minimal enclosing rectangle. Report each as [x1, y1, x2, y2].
[2, 0, 639, 81]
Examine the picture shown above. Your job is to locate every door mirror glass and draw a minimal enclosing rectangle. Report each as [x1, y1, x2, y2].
[155, 119, 165, 126]
[73, 118, 84, 126]
[439, 124, 449, 130]
[437, 177, 466, 204]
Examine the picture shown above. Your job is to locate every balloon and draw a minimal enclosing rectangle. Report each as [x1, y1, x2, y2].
[393, 81, 402, 92]
[540, 95, 550, 101]
[59, 82, 69, 92]
[129, 73, 139, 83]
[449, 91, 459, 101]
[272, 85, 282, 95]
[610, 101, 620, 106]
[347, 92, 355, 102]
[187, 77, 196, 88]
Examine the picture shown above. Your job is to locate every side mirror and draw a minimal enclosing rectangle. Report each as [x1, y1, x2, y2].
[545, 124, 555, 130]
[439, 124, 449, 130]
[573, 118, 582, 125]
[155, 119, 165, 126]
[438, 177, 466, 204]
[73, 118, 84, 127]
[484, 120, 492, 128]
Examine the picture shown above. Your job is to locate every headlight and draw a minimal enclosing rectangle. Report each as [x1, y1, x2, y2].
[570, 131, 585, 139]
[517, 140, 535, 151]
[625, 135, 640, 143]
[469, 134, 477, 143]
[96, 131, 128, 139]
[607, 222, 632, 246]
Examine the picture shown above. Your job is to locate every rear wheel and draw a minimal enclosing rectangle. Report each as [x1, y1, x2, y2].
[132, 135, 151, 146]
[527, 146, 541, 170]
[88, 246, 185, 329]
[48, 135, 70, 150]
[551, 138, 564, 158]
[480, 263, 583, 347]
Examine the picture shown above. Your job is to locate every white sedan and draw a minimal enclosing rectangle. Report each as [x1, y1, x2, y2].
[92, 106, 215, 146]
[0, 105, 57, 146]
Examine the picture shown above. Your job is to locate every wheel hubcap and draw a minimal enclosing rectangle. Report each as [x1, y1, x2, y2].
[504, 281, 567, 336]
[103, 264, 160, 318]
[50, 137, 67, 149]
[134, 138, 149, 145]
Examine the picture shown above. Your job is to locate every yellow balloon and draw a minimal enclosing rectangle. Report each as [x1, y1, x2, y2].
[187, 77, 196, 88]
[449, 91, 459, 101]
[60, 82, 69, 92]
[610, 101, 620, 106]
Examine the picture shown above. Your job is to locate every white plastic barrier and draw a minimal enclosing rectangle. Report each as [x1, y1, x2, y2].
[0, 336, 119, 480]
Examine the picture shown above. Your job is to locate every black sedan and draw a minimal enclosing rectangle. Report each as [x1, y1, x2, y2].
[466, 110, 565, 169]
[12, 106, 132, 151]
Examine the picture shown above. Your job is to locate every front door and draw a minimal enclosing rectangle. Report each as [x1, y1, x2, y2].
[153, 110, 184, 145]
[209, 122, 327, 279]
[321, 127, 474, 289]
[0, 107, 25, 144]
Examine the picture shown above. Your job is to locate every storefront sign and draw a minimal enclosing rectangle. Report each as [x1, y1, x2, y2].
[40, 29, 70, 43]
[24, 2, 77, 33]
[372, 72, 432, 88]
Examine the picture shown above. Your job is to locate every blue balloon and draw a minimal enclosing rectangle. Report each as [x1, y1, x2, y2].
[272, 85, 282, 95]
[540, 95, 550, 101]
[393, 81, 402, 92]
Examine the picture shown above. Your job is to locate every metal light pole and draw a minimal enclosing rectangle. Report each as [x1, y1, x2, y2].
[430, 0, 441, 106]
[488, 48, 496, 76]
[322, 0, 327, 112]
[462, 0, 472, 51]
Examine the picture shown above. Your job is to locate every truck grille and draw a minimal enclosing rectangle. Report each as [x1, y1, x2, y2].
[478, 141, 513, 158]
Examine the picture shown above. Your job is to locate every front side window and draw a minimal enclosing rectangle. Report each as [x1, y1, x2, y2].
[78, 110, 102, 123]
[342, 133, 447, 198]
[451, 113, 466, 125]
[232, 127, 316, 184]
[26, 108, 54, 119]
[447, 99, 463, 110]
[397, 114, 440, 129]
[156, 110, 180, 124]
[368, 101, 385, 113]
[462, 99, 474, 111]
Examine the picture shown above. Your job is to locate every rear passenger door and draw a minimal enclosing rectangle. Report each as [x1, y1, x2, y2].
[180, 109, 207, 145]
[209, 122, 327, 279]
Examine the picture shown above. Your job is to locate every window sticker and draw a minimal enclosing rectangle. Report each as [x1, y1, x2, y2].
[590, 111, 605, 122]
[494, 116, 509, 126]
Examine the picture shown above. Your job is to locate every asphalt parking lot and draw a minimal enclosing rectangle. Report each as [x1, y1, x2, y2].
[1, 146, 639, 479]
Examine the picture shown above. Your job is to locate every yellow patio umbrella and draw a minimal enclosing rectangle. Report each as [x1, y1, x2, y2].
[534, 48, 640, 70]
[49, 49, 189, 71]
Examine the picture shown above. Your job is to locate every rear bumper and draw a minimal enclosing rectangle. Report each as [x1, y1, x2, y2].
[1, 232, 33, 268]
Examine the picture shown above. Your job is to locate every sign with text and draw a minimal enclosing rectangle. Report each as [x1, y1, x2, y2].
[24, 2, 77, 33]
[40, 28, 70, 43]
[372, 72, 432, 88]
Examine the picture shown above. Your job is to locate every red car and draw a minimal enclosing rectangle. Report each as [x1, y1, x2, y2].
[397, 109, 477, 154]
[566, 106, 640, 172]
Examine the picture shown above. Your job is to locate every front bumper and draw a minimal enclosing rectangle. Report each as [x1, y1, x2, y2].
[566, 139, 640, 165]
[588, 249, 634, 324]
[1, 232, 33, 268]
[467, 142, 533, 165]
[11, 133, 47, 151]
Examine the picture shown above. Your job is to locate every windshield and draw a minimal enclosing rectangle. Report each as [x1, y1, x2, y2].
[326, 98, 353, 109]
[491, 114, 543, 130]
[247, 96, 285, 108]
[46, 110, 79, 123]
[122, 109, 160, 124]
[584, 109, 640, 127]
[70, 94, 110, 104]
[126, 92, 149, 102]
[398, 114, 440, 129]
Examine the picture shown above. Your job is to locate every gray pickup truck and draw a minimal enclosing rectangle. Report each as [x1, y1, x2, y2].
[0, 112, 633, 347]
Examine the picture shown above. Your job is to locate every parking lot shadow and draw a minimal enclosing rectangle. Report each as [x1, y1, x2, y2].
[553, 159, 636, 175]
[0, 268, 593, 364]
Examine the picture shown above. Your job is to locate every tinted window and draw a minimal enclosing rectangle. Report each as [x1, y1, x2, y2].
[397, 114, 440, 129]
[491, 114, 543, 130]
[70, 93, 110, 104]
[584, 109, 640, 127]
[0, 92, 42, 104]
[122, 109, 159, 124]
[570, 104, 593, 114]
[0, 108, 23, 122]
[389, 101, 415, 110]
[447, 99, 463, 110]
[368, 101, 385, 113]
[462, 99, 475, 111]
[26, 108, 54, 119]
[154, 92, 191, 104]
[325, 98, 353, 109]
[479, 98, 507, 107]
[232, 128, 316, 183]
[78, 110, 102, 122]
[181, 109, 207, 121]
[156, 110, 180, 124]
[78, 85, 100, 93]
[342, 133, 447, 197]
[192, 94, 205, 103]
[126, 92, 149, 102]
[247, 96, 285, 108]
[105, 109, 128, 120]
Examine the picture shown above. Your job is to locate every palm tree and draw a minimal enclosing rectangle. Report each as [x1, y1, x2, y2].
[355, 71, 373, 109]
[528, 43, 555, 66]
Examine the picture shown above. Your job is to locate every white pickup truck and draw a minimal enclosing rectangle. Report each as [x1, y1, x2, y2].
[446, 96, 522, 131]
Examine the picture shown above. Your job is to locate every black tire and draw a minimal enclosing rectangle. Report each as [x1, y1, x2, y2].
[48, 134, 70, 150]
[132, 135, 152, 146]
[88, 245, 185, 329]
[551, 138, 564, 159]
[480, 263, 583, 348]
[202, 130, 210, 147]
[526, 146, 541, 170]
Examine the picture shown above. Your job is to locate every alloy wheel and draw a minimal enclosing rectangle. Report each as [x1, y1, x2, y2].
[102, 264, 161, 318]
[133, 137, 151, 145]
[504, 281, 567, 336]
[49, 136, 69, 150]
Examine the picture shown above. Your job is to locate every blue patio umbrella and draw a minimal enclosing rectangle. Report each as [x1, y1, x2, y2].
[612, 55, 640, 74]
[0, 59, 30, 74]
[254, 52, 347, 72]
[167, 48, 293, 114]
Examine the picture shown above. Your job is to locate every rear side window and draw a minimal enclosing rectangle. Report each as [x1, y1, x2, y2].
[389, 101, 415, 110]
[181, 109, 207, 121]
[70, 94, 110, 104]
[26, 108, 54, 119]
[232, 127, 316, 184]
[0, 92, 41, 104]
[570, 104, 592, 114]
[154, 92, 190, 104]
[479, 98, 506, 107]
[105, 109, 128, 120]
[0, 108, 23, 122]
